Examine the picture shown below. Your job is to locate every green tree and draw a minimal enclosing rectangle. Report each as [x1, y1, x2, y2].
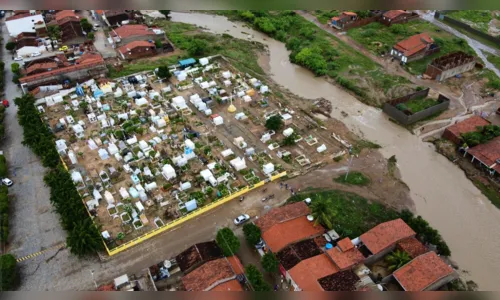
[10, 63, 20, 75]
[5, 41, 16, 51]
[0, 254, 19, 291]
[0, 155, 7, 177]
[254, 17, 276, 34]
[282, 134, 297, 146]
[80, 18, 93, 33]
[265, 115, 283, 131]
[216, 227, 240, 256]
[243, 223, 261, 245]
[239, 11, 255, 21]
[310, 196, 335, 229]
[155, 39, 163, 48]
[159, 10, 171, 18]
[66, 218, 104, 256]
[386, 249, 411, 272]
[261, 252, 279, 273]
[293, 47, 328, 76]
[47, 25, 61, 41]
[157, 65, 171, 79]
[187, 39, 209, 56]
[87, 32, 95, 40]
[245, 264, 272, 291]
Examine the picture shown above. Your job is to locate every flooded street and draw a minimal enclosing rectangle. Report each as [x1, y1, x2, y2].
[171, 12, 500, 290]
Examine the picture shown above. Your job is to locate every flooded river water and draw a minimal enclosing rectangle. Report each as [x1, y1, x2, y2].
[171, 12, 500, 290]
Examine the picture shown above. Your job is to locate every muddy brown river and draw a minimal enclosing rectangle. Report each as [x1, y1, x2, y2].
[171, 12, 500, 290]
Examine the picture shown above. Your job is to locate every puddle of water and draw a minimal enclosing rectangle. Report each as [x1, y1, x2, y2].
[171, 11, 500, 290]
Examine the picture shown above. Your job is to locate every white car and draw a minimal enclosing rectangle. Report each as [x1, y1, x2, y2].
[233, 214, 250, 225]
[30, 52, 41, 57]
[14, 56, 23, 61]
[1, 178, 13, 187]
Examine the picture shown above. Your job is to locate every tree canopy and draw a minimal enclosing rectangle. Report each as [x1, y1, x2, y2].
[187, 39, 209, 56]
[80, 18, 93, 33]
[265, 115, 284, 131]
[243, 223, 261, 245]
[216, 227, 240, 256]
[310, 196, 335, 229]
[0, 254, 19, 291]
[159, 10, 171, 18]
[261, 252, 279, 273]
[386, 249, 411, 272]
[245, 264, 272, 291]
[157, 66, 172, 79]
[5, 42, 16, 51]
[461, 125, 500, 147]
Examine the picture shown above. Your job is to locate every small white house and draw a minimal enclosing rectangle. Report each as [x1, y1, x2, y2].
[263, 163, 275, 175]
[230, 157, 247, 171]
[161, 164, 176, 180]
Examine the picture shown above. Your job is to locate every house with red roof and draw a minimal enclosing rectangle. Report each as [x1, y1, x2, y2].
[109, 24, 172, 59]
[118, 40, 157, 60]
[393, 252, 456, 291]
[49, 10, 85, 44]
[181, 256, 245, 291]
[390, 33, 439, 63]
[466, 136, 500, 176]
[379, 10, 418, 26]
[330, 12, 358, 29]
[442, 116, 490, 145]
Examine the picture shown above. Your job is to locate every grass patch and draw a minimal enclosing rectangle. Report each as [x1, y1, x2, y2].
[403, 97, 440, 113]
[440, 18, 500, 51]
[312, 10, 341, 24]
[486, 53, 500, 70]
[347, 20, 475, 75]
[387, 155, 397, 176]
[211, 10, 411, 106]
[334, 171, 370, 186]
[479, 69, 500, 91]
[108, 55, 181, 78]
[473, 180, 500, 209]
[351, 139, 381, 155]
[446, 10, 492, 34]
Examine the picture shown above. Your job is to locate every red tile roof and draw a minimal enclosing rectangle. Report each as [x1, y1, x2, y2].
[326, 246, 364, 270]
[182, 258, 236, 291]
[393, 252, 454, 291]
[6, 13, 32, 21]
[383, 10, 408, 20]
[95, 10, 104, 15]
[262, 216, 325, 252]
[444, 116, 490, 143]
[117, 40, 155, 54]
[343, 12, 357, 16]
[337, 238, 354, 252]
[467, 136, 500, 170]
[288, 254, 339, 291]
[226, 256, 244, 275]
[255, 201, 310, 233]
[210, 279, 243, 291]
[112, 24, 151, 39]
[55, 10, 78, 21]
[393, 33, 434, 57]
[26, 62, 58, 75]
[76, 52, 105, 64]
[360, 219, 415, 255]
[397, 237, 429, 258]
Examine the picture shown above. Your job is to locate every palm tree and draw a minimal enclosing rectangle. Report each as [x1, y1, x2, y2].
[309, 196, 335, 229]
[386, 250, 411, 272]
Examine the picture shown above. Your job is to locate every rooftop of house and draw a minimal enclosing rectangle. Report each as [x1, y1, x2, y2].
[209, 279, 243, 291]
[318, 270, 360, 291]
[226, 255, 244, 275]
[277, 238, 323, 270]
[326, 243, 365, 270]
[288, 254, 339, 291]
[467, 136, 500, 169]
[262, 216, 324, 252]
[181, 257, 237, 291]
[393, 33, 434, 57]
[76, 52, 105, 65]
[175, 241, 223, 273]
[105, 10, 129, 17]
[360, 218, 415, 255]
[55, 10, 78, 21]
[26, 62, 58, 75]
[111, 24, 152, 39]
[118, 40, 155, 54]
[397, 237, 429, 258]
[331, 12, 357, 21]
[255, 201, 310, 233]
[393, 251, 454, 291]
[6, 12, 34, 21]
[445, 116, 490, 140]
[337, 237, 354, 252]
[383, 10, 408, 19]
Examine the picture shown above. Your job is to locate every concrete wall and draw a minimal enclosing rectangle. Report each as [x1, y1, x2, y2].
[437, 60, 475, 81]
[21, 63, 108, 89]
[435, 11, 500, 45]
[383, 89, 451, 125]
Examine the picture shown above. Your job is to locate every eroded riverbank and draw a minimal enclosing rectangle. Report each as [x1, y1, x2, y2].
[170, 11, 500, 290]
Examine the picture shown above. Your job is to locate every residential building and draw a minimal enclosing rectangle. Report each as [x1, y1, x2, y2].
[465, 136, 500, 176]
[14, 32, 41, 49]
[391, 33, 439, 63]
[19, 52, 107, 91]
[175, 241, 224, 274]
[181, 256, 245, 291]
[118, 40, 156, 60]
[287, 254, 339, 291]
[442, 116, 490, 145]
[330, 12, 358, 29]
[396, 237, 429, 258]
[6, 11, 46, 37]
[359, 218, 416, 264]
[103, 10, 131, 27]
[325, 238, 365, 270]
[393, 252, 456, 291]
[318, 270, 361, 291]
[424, 51, 476, 81]
[379, 10, 414, 25]
[110, 24, 165, 46]
[49, 10, 85, 44]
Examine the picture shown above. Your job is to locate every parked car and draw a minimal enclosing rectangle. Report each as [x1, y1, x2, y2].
[233, 214, 250, 225]
[13, 56, 23, 61]
[2, 100, 10, 108]
[30, 52, 41, 57]
[59, 45, 69, 51]
[1, 178, 13, 187]
[93, 24, 100, 30]
[255, 238, 265, 249]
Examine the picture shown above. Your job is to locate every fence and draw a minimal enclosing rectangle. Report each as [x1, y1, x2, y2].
[435, 11, 500, 45]
[383, 89, 450, 125]
[104, 171, 288, 256]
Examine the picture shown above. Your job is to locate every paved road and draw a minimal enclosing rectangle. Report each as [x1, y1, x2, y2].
[81, 10, 116, 58]
[419, 10, 500, 78]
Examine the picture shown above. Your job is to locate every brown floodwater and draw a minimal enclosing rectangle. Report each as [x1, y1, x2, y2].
[170, 12, 500, 290]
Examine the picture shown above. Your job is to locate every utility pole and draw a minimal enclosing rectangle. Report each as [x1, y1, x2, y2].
[344, 147, 354, 181]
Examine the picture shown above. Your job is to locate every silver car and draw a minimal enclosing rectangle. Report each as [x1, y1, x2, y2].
[233, 214, 250, 225]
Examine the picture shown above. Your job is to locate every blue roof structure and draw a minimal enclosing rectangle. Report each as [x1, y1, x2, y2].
[75, 83, 84, 96]
[93, 88, 104, 99]
[179, 58, 196, 67]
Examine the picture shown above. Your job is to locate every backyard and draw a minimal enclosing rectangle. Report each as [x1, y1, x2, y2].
[334, 171, 371, 186]
[347, 20, 475, 75]
[446, 10, 496, 35]
[403, 96, 440, 114]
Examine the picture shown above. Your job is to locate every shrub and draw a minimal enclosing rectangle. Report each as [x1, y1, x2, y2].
[0, 155, 7, 177]
[87, 32, 95, 40]
[216, 227, 240, 256]
[243, 223, 261, 245]
[0, 254, 19, 290]
[157, 66, 171, 79]
[5, 42, 16, 51]
[254, 17, 276, 34]
[10, 63, 20, 75]
[239, 10, 255, 21]
[265, 115, 283, 131]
